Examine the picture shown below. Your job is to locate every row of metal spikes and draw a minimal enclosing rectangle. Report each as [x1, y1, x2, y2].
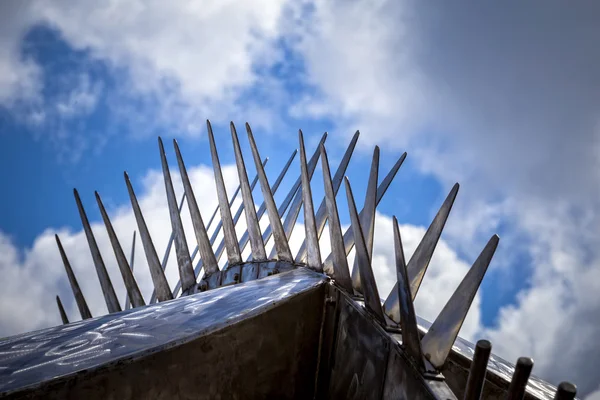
[52, 120, 577, 399]
[53, 121, 404, 319]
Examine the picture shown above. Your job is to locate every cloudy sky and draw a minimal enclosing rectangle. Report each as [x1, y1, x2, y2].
[1, 0, 599, 397]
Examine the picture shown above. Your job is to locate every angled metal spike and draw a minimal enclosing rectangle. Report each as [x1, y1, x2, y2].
[55, 234, 93, 320]
[231, 122, 266, 261]
[421, 235, 500, 369]
[246, 122, 293, 262]
[172, 158, 266, 299]
[176, 157, 267, 298]
[149, 192, 184, 305]
[239, 151, 295, 259]
[296, 130, 359, 262]
[384, 183, 459, 320]
[553, 382, 577, 400]
[408, 183, 460, 297]
[506, 357, 534, 400]
[96, 192, 145, 308]
[160, 193, 186, 274]
[207, 120, 242, 265]
[73, 188, 121, 313]
[173, 139, 220, 275]
[322, 152, 407, 271]
[207, 157, 267, 262]
[344, 177, 385, 323]
[124, 231, 136, 311]
[392, 216, 425, 370]
[124, 172, 173, 302]
[267, 132, 326, 258]
[352, 146, 379, 293]
[56, 296, 69, 325]
[464, 339, 492, 400]
[299, 130, 321, 270]
[158, 137, 196, 294]
[320, 144, 352, 291]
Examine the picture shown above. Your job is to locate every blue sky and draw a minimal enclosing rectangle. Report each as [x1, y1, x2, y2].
[0, 1, 599, 397]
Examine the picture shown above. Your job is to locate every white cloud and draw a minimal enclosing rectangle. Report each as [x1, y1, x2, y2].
[587, 387, 600, 400]
[0, 2, 42, 106]
[288, 0, 600, 395]
[30, 0, 291, 135]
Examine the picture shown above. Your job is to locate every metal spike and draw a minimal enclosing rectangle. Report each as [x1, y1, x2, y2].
[392, 216, 425, 370]
[125, 231, 136, 311]
[207, 120, 243, 265]
[553, 382, 577, 400]
[246, 122, 293, 262]
[351, 146, 379, 293]
[124, 172, 173, 302]
[148, 193, 186, 304]
[506, 357, 534, 400]
[96, 192, 145, 308]
[299, 130, 322, 270]
[464, 340, 492, 400]
[239, 151, 296, 259]
[56, 296, 69, 325]
[55, 234, 93, 320]
[208, 157, 268, 262]
[173, 158, 267, 299]
[266, 133, 326, 258]
[421, 235, 499, 369]
[231, 122, 267, 260]
[73, 189, 121, 313]
[322, 152, 407, 271]
[320, 144, 352, 291]
[173, 139, 220, 275]
[344, 177, 385, 323]
[158, 137, 196, 294]
[159, 193, 186, 275]
[384, 183, 459, 321]
[296, 130, 359, 262]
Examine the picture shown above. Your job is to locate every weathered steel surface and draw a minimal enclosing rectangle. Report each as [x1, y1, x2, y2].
[328, 294, 390, 399]
[326, 291, 457, 400]
[0, 268, 327, 398]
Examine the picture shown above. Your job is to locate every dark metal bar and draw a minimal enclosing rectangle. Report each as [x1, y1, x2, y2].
[553, 382, 577, 400]
[464, 339, 492, 400]
[506, 357, 534, 400]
